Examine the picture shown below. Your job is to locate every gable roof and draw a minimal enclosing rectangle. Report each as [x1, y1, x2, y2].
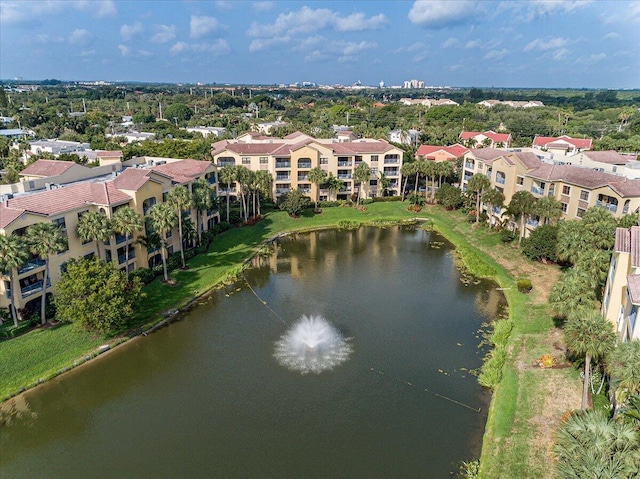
[20, 159, 79, 177]
[581, 150, 632, 165]
[532, 135, 592, 150]
[459, 130, 511, 143]
[416, 144, 469, 158]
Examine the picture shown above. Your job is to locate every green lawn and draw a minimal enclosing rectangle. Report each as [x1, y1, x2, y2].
[0, 202, 579, 479]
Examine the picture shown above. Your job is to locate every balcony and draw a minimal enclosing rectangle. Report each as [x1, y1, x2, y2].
[18, 258, 46, 275]
[275, 161, 291, 169]
[526, 218, 539, 228]
[297, 161, 312, 169]
[464, 161, 474, 169]
[21, 279, 51, 298]
[383, 169, 399, 176]
[338, 161, 352, 167]
[115, 233, 132, 245]
[276, 188, 290, 195]
[383, 158, 399, 164]
[338, 174, 352, 179]
[495, 176, 506, 185]
[595, 200, 618, 213]
[217, 160, 235, 168]
[276, 175, 290, 181]
[297, 174, 308, 181]
[530, 186, 544, 195]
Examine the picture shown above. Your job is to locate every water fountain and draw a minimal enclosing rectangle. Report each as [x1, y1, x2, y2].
[274, 315, 353, 374]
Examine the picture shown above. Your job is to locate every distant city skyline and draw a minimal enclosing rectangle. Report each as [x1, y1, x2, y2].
[1, 0, 639, 89]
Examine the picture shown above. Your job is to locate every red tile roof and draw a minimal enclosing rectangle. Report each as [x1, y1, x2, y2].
[469, 148, 506, 162]
[615, 227, 631, 253]
[627, 274, 640, 304]
[532, 135, 592, 149]
[96, 150, 123, 157]
[459, 130, 511, 143]
[416, 144, 469, 158]
[20, 159, 78, 177]
[582, 150, 632, 165]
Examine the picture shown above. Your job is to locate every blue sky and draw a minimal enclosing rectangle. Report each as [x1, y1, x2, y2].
[1, 0, 638, 88]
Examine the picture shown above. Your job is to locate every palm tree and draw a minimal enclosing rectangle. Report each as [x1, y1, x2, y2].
[25, 222, 67, 324]
[147, 203, 177, 283]
[581, 207, 617, 250]
[378, 171, 391, 197]
[467, 173, 491, 223]
[111, 206, 143, 279]
[0, 234, 29, 326]
[352, 162, 371, 204]
[218, 165, 236, 223]
[564, 309, 616, 410]
[76, 211, 111, 260]
[254, 170, 272, 216]
[481, 188, 505, 229]
[307, 166, 327, 209]
[192, 178, 214, 244]
[400, 162, 416, 201]
[235, 166, 252, 222]
[557, 220, 590, 265]
[534, 196, 563, 225]
[549, 269, 598, 318]
[607, 340, 640, 414]
[166, 185, 194, 269]
[553, 410, 640, 479]
[325, 173, 344, 201]
[506, 190, 537, 243]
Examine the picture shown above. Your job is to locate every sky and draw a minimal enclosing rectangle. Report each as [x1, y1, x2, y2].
[1, 0, 639, 89]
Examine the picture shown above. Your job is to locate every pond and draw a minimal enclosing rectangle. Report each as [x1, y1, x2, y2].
[0, 226, 505, 478]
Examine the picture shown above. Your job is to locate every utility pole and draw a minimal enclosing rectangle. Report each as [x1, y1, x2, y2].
[82, 98, 86, 113]
[159, 103, 163, 120]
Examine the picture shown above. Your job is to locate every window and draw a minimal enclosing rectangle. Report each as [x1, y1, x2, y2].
[516, 176, 524, 185]
[371, 155, 378, 162]
[562, 185, 571, 195]
[320, 157, 328, 165]
[52, 217, 66, 231]
[580, 190, 589, 201]
[259, 157, 268, 164]
[241, 156, 251, 165]
[561, 203, 568, 213]
[577, 207, 586, 218]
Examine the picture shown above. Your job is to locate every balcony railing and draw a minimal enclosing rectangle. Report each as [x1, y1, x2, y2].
[275, 162, 291, 169]
[297, 162, 311, 169]
[526, 218, 539, 228]
[338, 174, 352, 179]
[531, 186, 544, 195]
[298, 174, 308, 181]
[21, 279, 51, 298]
[337, 161, 352, 167]
[218, 161, 235, 167]
[383, 169, 399, 176]
[276, 175, 290, 181]
[623, 204, 630, 214]
[18, 258, 46, 275]
[276, 188, 290, 195]
[595, 200, 618, 213]
[383, 158, 399, 164]
[495, 176, 506, 185]
[115, 233, 131, 244]
[464, 162, 474, 169]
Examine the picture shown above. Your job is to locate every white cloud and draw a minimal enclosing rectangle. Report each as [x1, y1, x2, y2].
[441, 37, 459, 48]
[407, 1, 480, 28]
[524, 0, 592, 19]
[1, 0, 116, 25]
[214, 1, 234, 10]
[121, 21, 143, 41]
[464, 40, 481, 49]
[551, 48, 569, 60]
[249, 36, 290, 53]
[151, 25, 176, 44]
[575, 52, 606, 65]
[68, 29, 91, 46]
[170, 39, 231, 56]
[190, 15, 222, 38]
[76, 0, 117, 17]
[602, 32, 619, 40]
[247, 6, 386, 38]
[80, 49, 96, 57]
[118, 44, 131, 57]
[524, 37, 569, 51]
[30, 34, 64, 44]
[604, 3, 640, 24]
[252, 1, 273, 12]
[484, 48, 509, 60]
[394, 42, 427, 53]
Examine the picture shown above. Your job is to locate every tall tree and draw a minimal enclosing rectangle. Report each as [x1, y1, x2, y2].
[76, 211, 112, 261]
[147, 203, 177, 283]
[467, 173, 491, 223]
[607, 340, 640, 414]
[191, 178, 214, 244]
[0, 234, 29, 326]
[506, 190, 537, 243]
[325, 173, 344, 201]
[307, 166, 327, 209]
[218, 165, 236, 223]
[564, 309, 616, 410]
[352, 162, 371, 204]
[534, 196, 563, 225]
[400, 162, 416, 201]
[235, 166, 252, 222]
[111, 206, 143, 279]
[254, 170, 272, 216]
[166, 185, 194, 269]
[481, 188, 505, 229]
[25, 222, 67, 324]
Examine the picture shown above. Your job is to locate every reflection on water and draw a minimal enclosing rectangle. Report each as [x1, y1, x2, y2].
[1, 226, 506, 479]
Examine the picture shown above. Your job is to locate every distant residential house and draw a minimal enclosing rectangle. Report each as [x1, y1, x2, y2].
[459, 130, 512, 148]
[336, 130, 359, 142]
[532, 135, 592, 155]
[255, 121, 287, 134]
[477, 99, 544, 108]
[399, 98, 458, 107]
[28, 139, 90, 156]
[416, 144, 469, 162]
[106, 131, 156, 143]
[185, 126, 227, 138]
[0, 129, 28, 139]
[388, 129, 419, 145]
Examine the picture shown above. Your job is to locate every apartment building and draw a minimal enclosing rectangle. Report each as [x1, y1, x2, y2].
[0, 157, 218, 318]
[459, 131, 512, 148]
[211, 132, 404, 200]
[461, 148, 640, 233]
[602, 226, 640, 341]
[416, 144, 469, 162]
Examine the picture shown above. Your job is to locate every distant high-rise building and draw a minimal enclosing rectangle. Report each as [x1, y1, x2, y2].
[379, 80, 385, 88]
[403, 79, 424, 89]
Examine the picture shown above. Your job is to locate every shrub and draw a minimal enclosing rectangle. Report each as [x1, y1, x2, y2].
[521, 223, 558, 262]
[337, 220, 360, 230]
[371, 196, 402, 203]
[130, 268, 157, 285]
[361, 198, 374, 205]
[500, 229, 516, 243]
[517, 278, 533, 293]
[318, 200, 341, 208]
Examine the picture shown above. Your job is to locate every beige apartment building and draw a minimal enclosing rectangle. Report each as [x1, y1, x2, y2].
[0, 157, 218, 318]
[461, 148, 640, 233]
[602, 226, 640, 341]
[211, 131, 404, 200]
